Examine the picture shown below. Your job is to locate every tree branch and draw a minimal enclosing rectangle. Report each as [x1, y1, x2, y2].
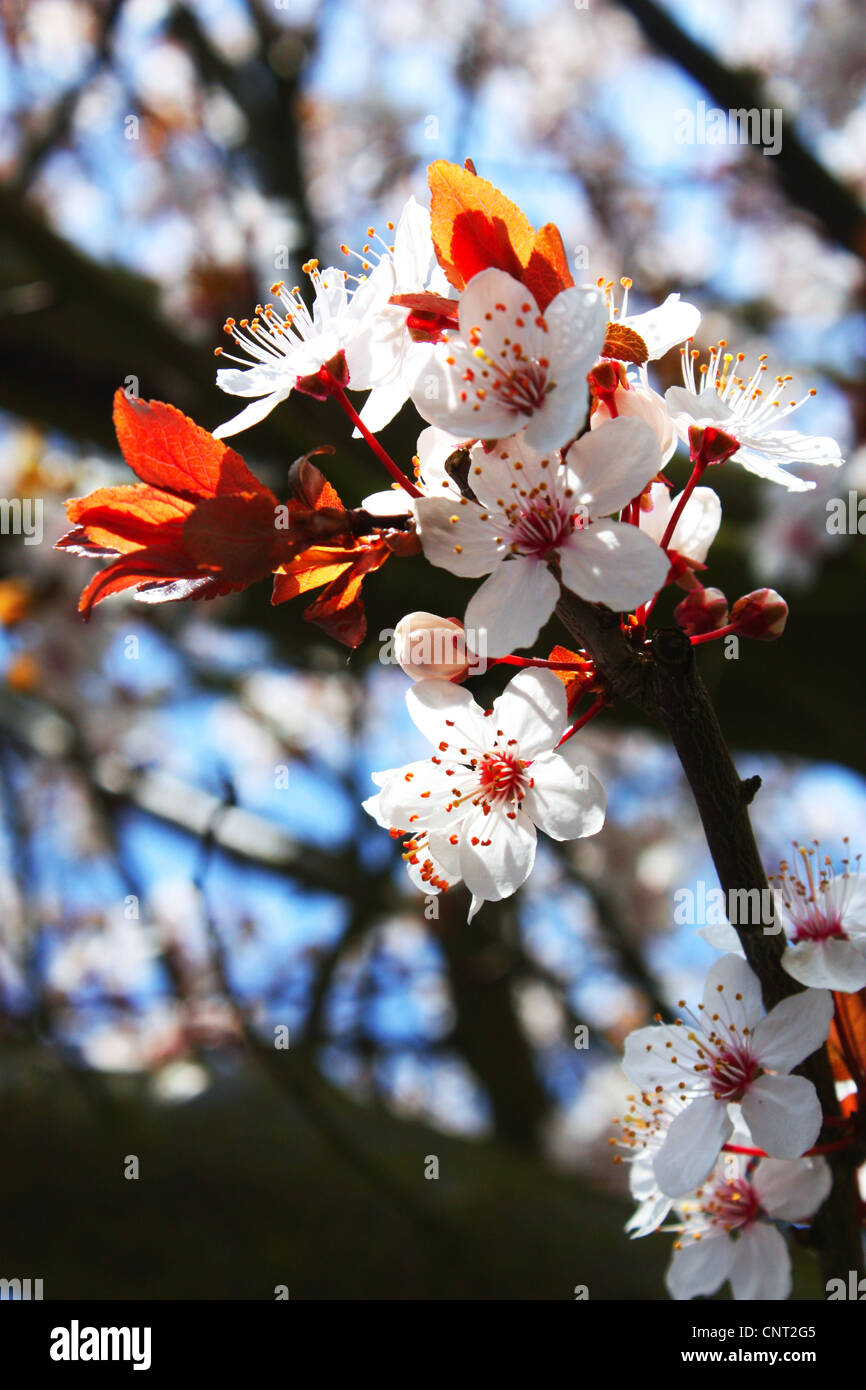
[555, 586, 864, 1284]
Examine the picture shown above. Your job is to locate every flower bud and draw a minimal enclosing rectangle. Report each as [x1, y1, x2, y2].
[730, 589, 788, 641]
[394, 612, 473, 681]
[674, 586, 729, 636]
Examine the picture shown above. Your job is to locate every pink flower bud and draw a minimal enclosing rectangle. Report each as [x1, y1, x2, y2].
[730, 589, 788, 641]
[674, 586, 729, 636]
[394, 612, 473, 681]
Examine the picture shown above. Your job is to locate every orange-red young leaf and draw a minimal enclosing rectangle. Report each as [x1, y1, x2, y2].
[830, 988, 866, 1091]
[273, 541, 392, 648]
[112, 391, 271, 499]
[428, 161, 573, 311]
[59, 394, 417, 640]
[521, 224, 575, 313]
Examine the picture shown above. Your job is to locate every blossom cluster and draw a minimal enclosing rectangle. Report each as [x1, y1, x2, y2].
[54, 160, 859, 1298]
[56, 161, 844, 919]
[617, 849, 866, 1300]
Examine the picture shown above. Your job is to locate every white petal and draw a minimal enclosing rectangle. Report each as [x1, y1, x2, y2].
[427, 830, 462, 877]
[416, 425, 466, 494]
[741, 1073, 823, 1159]
[361, 790, 389, 830]
[464, 558, 559, 657]
[564, 417, 661, 518]
[658, 486, 722, 563]
[665, 1233, 735, 1301]
[750, 987, 834, 1071]
[731, 442, 815, 491]
[753, 1156, 832, 1221]
[626, 1190, 673, 1239]
[653, 1096, 733, 1197]
[458, 803, 537, 903]
[625, 294, 701, 360]
[356, 378, 411, 434]
[622, 1022, 684, 1090]
[374, 759, 475, 833]
[782, 938, 866, 992]
[362, 487, 413, 516]
[729, 1223, 791, 1301]
[405, 680, 491, 756]
[492, 667, 568, 756]
[523, 752, 605, 841]
[701, 953, 765, 1029]
[404, 831, 463, 894]
[522, 285, 607, 450]
[216, 364, 288, 397]
[591, 385, 677, 464]
[414, 496, 504, 577]
[391, 196, 437, 287]
[664, 384, 734, 429]
[559, 521, 669, 610]
[212, 390, 288, 439]
[698, 922, 745, 954]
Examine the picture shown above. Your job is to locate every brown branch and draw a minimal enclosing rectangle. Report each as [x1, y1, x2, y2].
[555, 586, 864, 1284]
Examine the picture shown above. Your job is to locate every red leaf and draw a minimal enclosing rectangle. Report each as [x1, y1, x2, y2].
[427, 162, 573, 311]
[183, 492, 292, 584]
[521, 224, 575, 313]
[428, 161, 533, 291]
[65, 484, 193, 553]
[112, 391, 270, 499]
[830, 988, 866, 1091]
[272, 540, 391, 648]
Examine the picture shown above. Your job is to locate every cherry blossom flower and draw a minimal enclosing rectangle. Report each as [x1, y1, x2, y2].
[665, 344, 843, 491]
[411, 269, 608, 451]
[414, 418, 669, 656]
[612, 1088, 691, 1238]
[702, 843, 866, 992]
[622, 953, 833, 1196]
[639, 479, 722, 566]
[665, 1149, 832, 1301]
[213, 259, 395, 439]
[363, 668, 605, 919]
[343, 198, 455, 433]
[773, 843, 866, 992]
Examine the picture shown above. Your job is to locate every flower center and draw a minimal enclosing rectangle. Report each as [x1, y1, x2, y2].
[477, 751, 527, 806]
[792, 913, 846, 943]
[509, 497, 575, 558]
[488, 356, 550, 416]
[706, 1176, 762, 1231]
[709, 1044, 760, 1102]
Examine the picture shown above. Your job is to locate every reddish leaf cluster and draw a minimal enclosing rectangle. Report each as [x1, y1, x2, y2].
[57, 391, 417, 647]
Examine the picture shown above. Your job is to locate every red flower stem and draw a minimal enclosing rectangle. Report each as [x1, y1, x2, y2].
[723, 1137, 855, 1159]
[331, 384, 422, 498]
[659, 458, 707, 551]
[689, 623, 738, 646]
[556, 693, 609, 747]
[490, 655, 588, 672]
